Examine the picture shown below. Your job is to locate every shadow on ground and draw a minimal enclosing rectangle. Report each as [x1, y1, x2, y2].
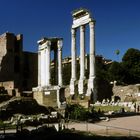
[2, 126, 140, 140]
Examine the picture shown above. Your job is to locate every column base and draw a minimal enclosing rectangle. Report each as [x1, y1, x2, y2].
[70, 79, 76, 95]
[86, 77, 97, 102]
[78, 78, 85, 94]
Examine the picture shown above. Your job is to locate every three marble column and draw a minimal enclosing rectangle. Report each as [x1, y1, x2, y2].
[70, 20, 96, 100]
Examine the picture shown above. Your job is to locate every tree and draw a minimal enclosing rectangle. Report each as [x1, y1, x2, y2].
[65, 104, 87, 121]
[122, 48, 140, 84]
[95, 56, 113, 101]
[108, 61, 125, 84]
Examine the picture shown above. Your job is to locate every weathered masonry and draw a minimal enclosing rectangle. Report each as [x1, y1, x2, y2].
[70, 8, 97, 102]
[0, 32, 37, 96]
[33, 38, 65, 108]
[37, 38, 63, 87]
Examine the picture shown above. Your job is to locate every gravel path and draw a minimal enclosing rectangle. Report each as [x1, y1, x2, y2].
[67, 116, 140, 137]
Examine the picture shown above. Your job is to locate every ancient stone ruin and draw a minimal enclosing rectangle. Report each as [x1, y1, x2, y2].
[32, 8, 98, 108]
[70, 8, 97, 101]
[33, 38, 65, 108]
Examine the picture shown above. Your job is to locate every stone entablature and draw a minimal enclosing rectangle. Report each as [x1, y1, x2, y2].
[72, 8, 93, 28]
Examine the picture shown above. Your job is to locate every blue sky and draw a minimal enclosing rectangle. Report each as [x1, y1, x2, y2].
[0, 0, 140, 61]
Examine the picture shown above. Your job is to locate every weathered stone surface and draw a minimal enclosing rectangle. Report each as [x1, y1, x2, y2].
[0, 32, 38, 95]
[112, 84, 140, 102]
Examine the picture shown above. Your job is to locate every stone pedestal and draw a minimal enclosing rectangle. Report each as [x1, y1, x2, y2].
[87, 77, 94, 95]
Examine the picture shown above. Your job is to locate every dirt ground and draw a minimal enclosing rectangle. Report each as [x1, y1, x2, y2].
[96, 115, 140, 131]
[67, 115, 140, 137]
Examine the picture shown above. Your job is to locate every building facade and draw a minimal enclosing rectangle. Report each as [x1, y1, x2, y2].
[0, 32, 38, 96]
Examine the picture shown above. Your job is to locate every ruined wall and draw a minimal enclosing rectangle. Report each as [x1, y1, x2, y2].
[0, 32, 38, 95]
[0, 33, 15, 81]
[112, 84, 140, 102]
[22, 52, 38, 91]
[34, 91, 57, 107]
[33, 91, 43, 105]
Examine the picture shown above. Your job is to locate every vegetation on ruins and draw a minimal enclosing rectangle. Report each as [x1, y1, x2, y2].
[65, 104, 88, 121]
[49, 48, 140, 101]
[64, 103, 131, 122]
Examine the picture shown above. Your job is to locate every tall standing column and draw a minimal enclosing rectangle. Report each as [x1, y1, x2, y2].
[38, 51, 41, 86]
[45, 41, 51, 86]
[89, 21, 95, 79]
[54, 50, 58, 85]
[87, 21, 97, 102]
[79, 25, 85, 79]
[57, 40, 63, 86]
[44, 49, 46, 86]
[40, 49, 45, 86]
[78, 25, 85, 94]
[71, 28, 76, 81]
[70, 28, 76, 95]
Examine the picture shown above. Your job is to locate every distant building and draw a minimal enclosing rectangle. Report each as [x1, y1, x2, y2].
[60, 55, 112, 66]
[0, 32, 37, 96]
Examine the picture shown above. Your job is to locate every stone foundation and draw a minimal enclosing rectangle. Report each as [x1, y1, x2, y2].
[33, 86, 66, 108]
[33, 90, 57, 107]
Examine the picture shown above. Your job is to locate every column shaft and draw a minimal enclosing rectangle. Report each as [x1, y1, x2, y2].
[40, 49, 45, 86]
[54, 50, 58, 84]
[87, 21, 97, 102]
[78, 25, 85, 94]
[58, 40, 63, 86]
[70, 28, 76, 95]
[80, 25, 85, 79]
[71, 28, 76, 80]
[45, 44, 51, 86]
[38, 51, 41, 86]
[44, 49, 46, 86]
[89, 21, 95, 78]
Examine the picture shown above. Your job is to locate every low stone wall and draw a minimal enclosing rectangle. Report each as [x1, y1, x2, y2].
[33, 91, 57, 107]
[0, 81, 20, 96]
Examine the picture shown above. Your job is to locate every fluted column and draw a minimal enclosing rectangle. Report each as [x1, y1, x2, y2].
[70, 28, 77, 95]
[71, 28, 76, 81]
[78, 25, 85, 94]
[89, 21, 95, 79]
[54, 49, 58, 85]
[40, 49, 45, 86]
[45, 41, 51, 86]
[87, 21, 97, 102]
[44, 49, 46, 86]
[57, 40, 63, 86]
[79, 25, 85, 79]
[38, 51, 41, 86]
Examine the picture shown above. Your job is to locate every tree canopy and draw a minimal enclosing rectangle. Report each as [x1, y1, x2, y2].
[109, 48, 140, 85]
